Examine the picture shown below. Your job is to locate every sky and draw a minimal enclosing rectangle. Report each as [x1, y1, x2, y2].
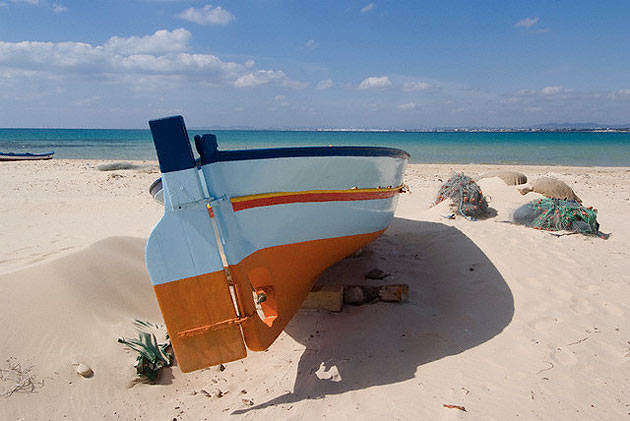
[1, 0, 629, 129]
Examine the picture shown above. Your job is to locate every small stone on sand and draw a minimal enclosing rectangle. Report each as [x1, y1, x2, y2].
[75, 363, 93, 378]
[343, 286, 365, 304]
[365, 268, 389, 279]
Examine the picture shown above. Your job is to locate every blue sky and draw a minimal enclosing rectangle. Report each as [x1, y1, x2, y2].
[1, 0, 629, 129]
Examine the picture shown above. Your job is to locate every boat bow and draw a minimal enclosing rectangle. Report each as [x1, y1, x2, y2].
[145, 115, 408, 371]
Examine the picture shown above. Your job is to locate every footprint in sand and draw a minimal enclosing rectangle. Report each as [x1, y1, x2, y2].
[584, 284, 600, 293]
[483, 383, 497, 392]
[551, 347, 578, 366]
[602, 302, 625, 317]
[569, 298, 593, 314]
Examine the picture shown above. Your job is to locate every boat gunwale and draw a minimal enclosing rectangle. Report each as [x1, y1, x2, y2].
[207, 146, 410, 163]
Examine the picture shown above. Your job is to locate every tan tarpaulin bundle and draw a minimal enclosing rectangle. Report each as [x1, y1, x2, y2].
[519, 177, 582, 203]
[477, 170, 528, 186]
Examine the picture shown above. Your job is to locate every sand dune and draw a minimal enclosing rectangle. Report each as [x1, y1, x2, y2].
[1, 160, 629, 419]
[0, 237, 163, 417]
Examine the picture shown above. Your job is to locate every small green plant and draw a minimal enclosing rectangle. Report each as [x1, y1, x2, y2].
[118, 320, 172, 381]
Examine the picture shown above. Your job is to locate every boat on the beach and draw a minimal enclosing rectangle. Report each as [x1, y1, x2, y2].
[145, 115, 409, 372]
[0, 151, 54, 161]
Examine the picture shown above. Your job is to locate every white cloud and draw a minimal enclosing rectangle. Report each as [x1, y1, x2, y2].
[104, 28, 191, 54]
[514, 17, 539, 28]
[402, 81, 431, 91]
[361, 2, 375, 13]
[397, 102, 416, 111]
[305, 39, 317, 49]
[515, 88, 536, 96]
[609, 88, 630, 99]
[51, 2, 66, 13]
[10, 0, 67, 13]
[234, 70, 288, 88]
[316, 79, 333, 89]
[0, 29, 301, 89]
[117, 53, 239, 74]
[178, 5, 235, 25]
[540, 85, 566, 95]
[359, 76, 391, 90]
[280, 79, 309, 89]
[274, 95, 286, 101]
[0, 40, 104, 70]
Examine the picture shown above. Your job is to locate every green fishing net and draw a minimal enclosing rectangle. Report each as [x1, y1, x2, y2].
[513, 198, 600, 234]
[118, 320, 172, 381]
[435, 173, 490, 220]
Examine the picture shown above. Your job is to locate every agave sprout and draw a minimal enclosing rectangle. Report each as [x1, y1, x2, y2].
[118, 320, 172, 381]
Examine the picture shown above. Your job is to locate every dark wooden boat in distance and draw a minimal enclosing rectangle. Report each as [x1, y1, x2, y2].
[0, 151, 54, 161]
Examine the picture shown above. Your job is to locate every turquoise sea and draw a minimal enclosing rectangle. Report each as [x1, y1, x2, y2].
[1, 128, 629, 166]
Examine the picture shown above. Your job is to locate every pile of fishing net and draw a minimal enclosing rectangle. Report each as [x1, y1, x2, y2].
[513, 198, 600, 235]
[435, 173, 490, 220]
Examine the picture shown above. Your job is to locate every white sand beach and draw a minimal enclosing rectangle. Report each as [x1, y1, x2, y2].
[1, 160, 629, 419]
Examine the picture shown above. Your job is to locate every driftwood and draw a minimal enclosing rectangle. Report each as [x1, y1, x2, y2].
[0, 358, 44, 397]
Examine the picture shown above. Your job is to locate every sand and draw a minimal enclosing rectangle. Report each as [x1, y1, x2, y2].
[1, 159, 629, 419]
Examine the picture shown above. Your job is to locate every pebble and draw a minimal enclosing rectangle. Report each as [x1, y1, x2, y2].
[343, 286, 365, 304]
[75, 363, 93, 378]
[365, 268, 389, 279]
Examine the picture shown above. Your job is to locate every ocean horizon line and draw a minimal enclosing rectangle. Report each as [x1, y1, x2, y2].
[1, 126, 630, 133]
[2, 127, 629, 166]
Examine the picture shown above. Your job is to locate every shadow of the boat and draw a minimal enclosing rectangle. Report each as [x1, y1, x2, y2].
[233, 217, 514, 413]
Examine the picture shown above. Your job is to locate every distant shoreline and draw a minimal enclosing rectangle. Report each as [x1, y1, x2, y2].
[1, 127, 629, 133]
[2, 129, 629, 166]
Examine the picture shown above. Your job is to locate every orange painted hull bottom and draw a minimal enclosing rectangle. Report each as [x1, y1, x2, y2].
[153, 229, 384, 372]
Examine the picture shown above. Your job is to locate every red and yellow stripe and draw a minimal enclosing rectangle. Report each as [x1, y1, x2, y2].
[230, 185, 404, 212]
